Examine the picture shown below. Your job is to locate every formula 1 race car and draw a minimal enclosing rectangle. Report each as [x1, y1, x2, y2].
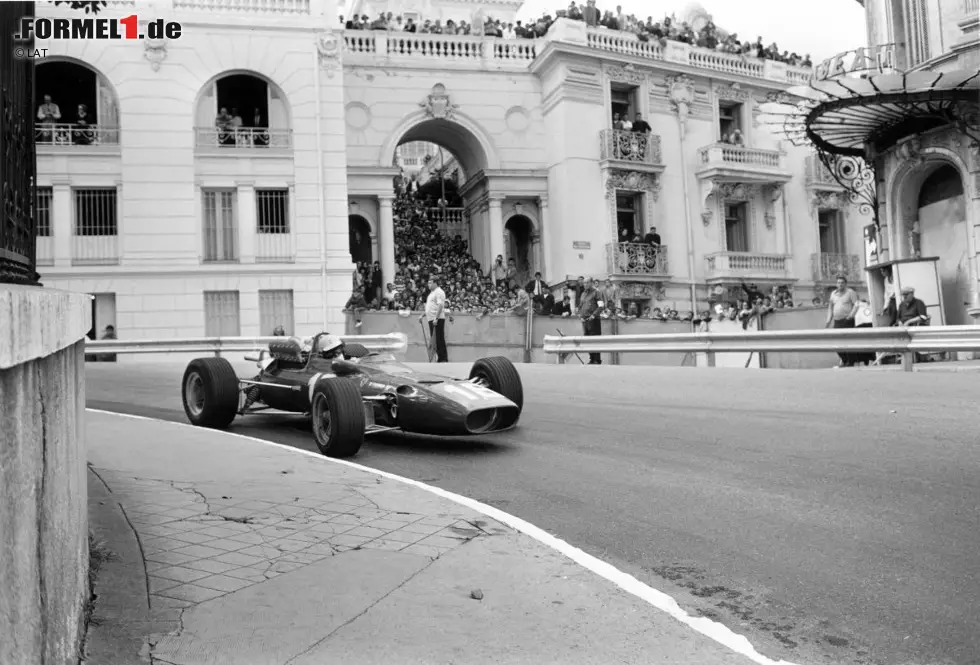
[180, 333, 524, 458]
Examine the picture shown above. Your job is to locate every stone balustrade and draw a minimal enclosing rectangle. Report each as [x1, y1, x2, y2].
[427, 207, 469, 239]
[698, 143, 784, 169]
[173, 0, 311, 13]
[705, 251, 790, 279]
[599, 129, 663, 165]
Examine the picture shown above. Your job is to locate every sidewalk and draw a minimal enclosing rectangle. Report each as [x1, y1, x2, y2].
[84, 410, 769, 665]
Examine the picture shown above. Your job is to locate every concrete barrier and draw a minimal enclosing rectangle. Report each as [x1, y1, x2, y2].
[0, 285, 91, 665]
[760, 306, 841, 369]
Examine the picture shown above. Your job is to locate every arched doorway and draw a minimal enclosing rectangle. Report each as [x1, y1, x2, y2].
[916, 163, 969, 324]
[35, 59, 119, 145]
[348, 215, 373, 266]
[505, 215, 534, 283]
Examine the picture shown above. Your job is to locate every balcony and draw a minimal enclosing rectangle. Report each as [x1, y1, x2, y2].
[255, 231, 295, 263]
[704, 252, 791, 283]
[343, 32, 538, 71]
[599, 129, 663, 174]
[195, 127, 293, 154]
[607, 243, 669, 279]
[812, 252, 861, 283]
[427, 207, 468, 239]
[173, 0, 310, 13]
[695, 143, 792, 185]
[36, 124, 119, 151]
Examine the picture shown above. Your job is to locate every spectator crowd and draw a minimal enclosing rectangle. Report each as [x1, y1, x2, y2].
[342, 1, 813, 68]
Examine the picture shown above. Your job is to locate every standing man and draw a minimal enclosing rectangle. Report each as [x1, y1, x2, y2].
[525, 271, 549, 310]
[578, 277, 602, 365]
[825, 275, 860, 368]
[420, 276, 448, 363]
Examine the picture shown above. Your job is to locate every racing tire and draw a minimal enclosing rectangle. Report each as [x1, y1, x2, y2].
[181, 357, 240, 429]
[469, 356, 524, 422]
[310, 379, 365, 458]
[343, 342, 371, 359]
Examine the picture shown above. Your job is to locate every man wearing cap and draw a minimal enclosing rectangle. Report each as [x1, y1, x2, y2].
[825, 275, 861, 367]
[897, 286, 929, 326]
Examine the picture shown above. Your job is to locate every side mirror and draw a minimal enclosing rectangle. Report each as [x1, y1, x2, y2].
[331, 359, 360, 376]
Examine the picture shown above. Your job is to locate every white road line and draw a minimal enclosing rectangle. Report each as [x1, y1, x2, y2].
[87, 408, 799, 665]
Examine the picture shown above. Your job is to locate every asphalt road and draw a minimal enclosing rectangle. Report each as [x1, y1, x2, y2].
[86, 359, 980, 665]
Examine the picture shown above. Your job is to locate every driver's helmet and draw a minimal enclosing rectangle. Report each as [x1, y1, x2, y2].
[317, 334, 344, 358]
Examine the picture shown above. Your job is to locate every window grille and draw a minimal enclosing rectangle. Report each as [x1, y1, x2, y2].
[256, 189, 289, 233]
[203, 291, 241, 337]
[259, 289, 295, 336]
[202, 189, 238, 262]
[74, 188, 117, 236]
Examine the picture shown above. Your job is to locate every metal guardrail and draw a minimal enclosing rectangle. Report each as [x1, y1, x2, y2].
[541, 326, 980, 371]
[83, 333, 409, 356]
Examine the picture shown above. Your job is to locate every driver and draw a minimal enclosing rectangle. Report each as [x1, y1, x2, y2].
[317, 334, 345, 360]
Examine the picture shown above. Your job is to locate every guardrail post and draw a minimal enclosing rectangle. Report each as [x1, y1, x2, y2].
[901, 350, 914, 372]
[705, 350, 716, 368]
[214, 339, 222, 358]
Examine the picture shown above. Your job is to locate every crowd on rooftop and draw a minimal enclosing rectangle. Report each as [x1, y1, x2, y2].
[342, 2, 813, 68]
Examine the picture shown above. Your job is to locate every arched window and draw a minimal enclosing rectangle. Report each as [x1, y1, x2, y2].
[35, 60, 119, 146]
[195, 72, 292, 149]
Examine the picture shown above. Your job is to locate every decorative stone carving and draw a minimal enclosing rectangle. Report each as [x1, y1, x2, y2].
[764, 212, 776, 229]
[713, 181, 757, 202]
[606, 63, 646, 85]
[620, 282, 666, 299]
[812, 191, 844, 210]
[896, 136, 923, 166]
[316, 32, 342, 77]
[908, 220, 922, 258]
[144, 38, 167, 72]
[701, 210, 713, 226]
[713, 82, 750, 103]
[419, 83, 459, 120]
[604, 170, 660, 200]
[665, 74, 696, 126]
[765, 91, 795, 105]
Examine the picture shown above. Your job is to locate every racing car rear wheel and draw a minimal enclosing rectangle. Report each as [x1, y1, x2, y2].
[182, 357, 240, 429]
[469, 356, 524, 419]
[310, 379, 365, 458]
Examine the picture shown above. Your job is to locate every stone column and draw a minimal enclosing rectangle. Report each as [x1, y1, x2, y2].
[51, 180, 72, 267]
[236, 181, 256, 263]
[378, 195, 396, 287]
[488, 196, 505, 266]
[538, 196, 550, 280]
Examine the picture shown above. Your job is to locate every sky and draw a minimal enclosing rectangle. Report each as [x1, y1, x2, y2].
[515, 0, 867, 61]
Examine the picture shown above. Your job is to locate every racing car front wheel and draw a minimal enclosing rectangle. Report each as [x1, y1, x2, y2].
[310, 379, 365, 458]
[182, 357, 240, 429]
[469, 356, 524, 419]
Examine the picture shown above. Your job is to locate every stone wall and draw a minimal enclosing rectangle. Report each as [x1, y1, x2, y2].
[0, 285, 91, 665]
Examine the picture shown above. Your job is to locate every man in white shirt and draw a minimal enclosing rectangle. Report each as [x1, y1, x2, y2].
[419, 276, 448, 362]
[825, 275, 860, 367]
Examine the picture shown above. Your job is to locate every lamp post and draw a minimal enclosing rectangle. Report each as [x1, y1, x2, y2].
[0, 1, 39, 285]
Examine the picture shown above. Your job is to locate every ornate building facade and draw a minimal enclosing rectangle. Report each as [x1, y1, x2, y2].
[33, 0, 871, 339]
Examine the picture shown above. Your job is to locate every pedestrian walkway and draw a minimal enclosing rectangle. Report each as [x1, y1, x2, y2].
[84, 410, 772, 665]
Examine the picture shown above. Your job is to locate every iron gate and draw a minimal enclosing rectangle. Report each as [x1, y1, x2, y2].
[0, 2, 38, 285]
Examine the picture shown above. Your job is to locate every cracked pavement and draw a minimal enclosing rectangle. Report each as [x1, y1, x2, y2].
[84, 410, 762, 665]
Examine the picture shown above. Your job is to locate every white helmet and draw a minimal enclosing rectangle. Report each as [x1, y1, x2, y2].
[317, 334, 343, 355]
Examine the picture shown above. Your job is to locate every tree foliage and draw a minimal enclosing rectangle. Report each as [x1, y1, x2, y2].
[52, 1, 106, 13]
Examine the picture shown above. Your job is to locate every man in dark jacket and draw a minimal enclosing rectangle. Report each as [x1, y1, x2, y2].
[525, 271, 549, 310]
[577, 277, 602, 364]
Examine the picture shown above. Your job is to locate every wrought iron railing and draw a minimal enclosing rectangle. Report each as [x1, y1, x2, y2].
[0, 1, 38, 284]
[35, 123, 120, 146]
[599, 129, 663, 165]
[811, 252, 861, 282]
[606, 242, 669, 276]
[195, 127, 293, 149]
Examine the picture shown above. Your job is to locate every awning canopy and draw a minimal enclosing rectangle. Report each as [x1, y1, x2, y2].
[759, 70, 980, 157]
